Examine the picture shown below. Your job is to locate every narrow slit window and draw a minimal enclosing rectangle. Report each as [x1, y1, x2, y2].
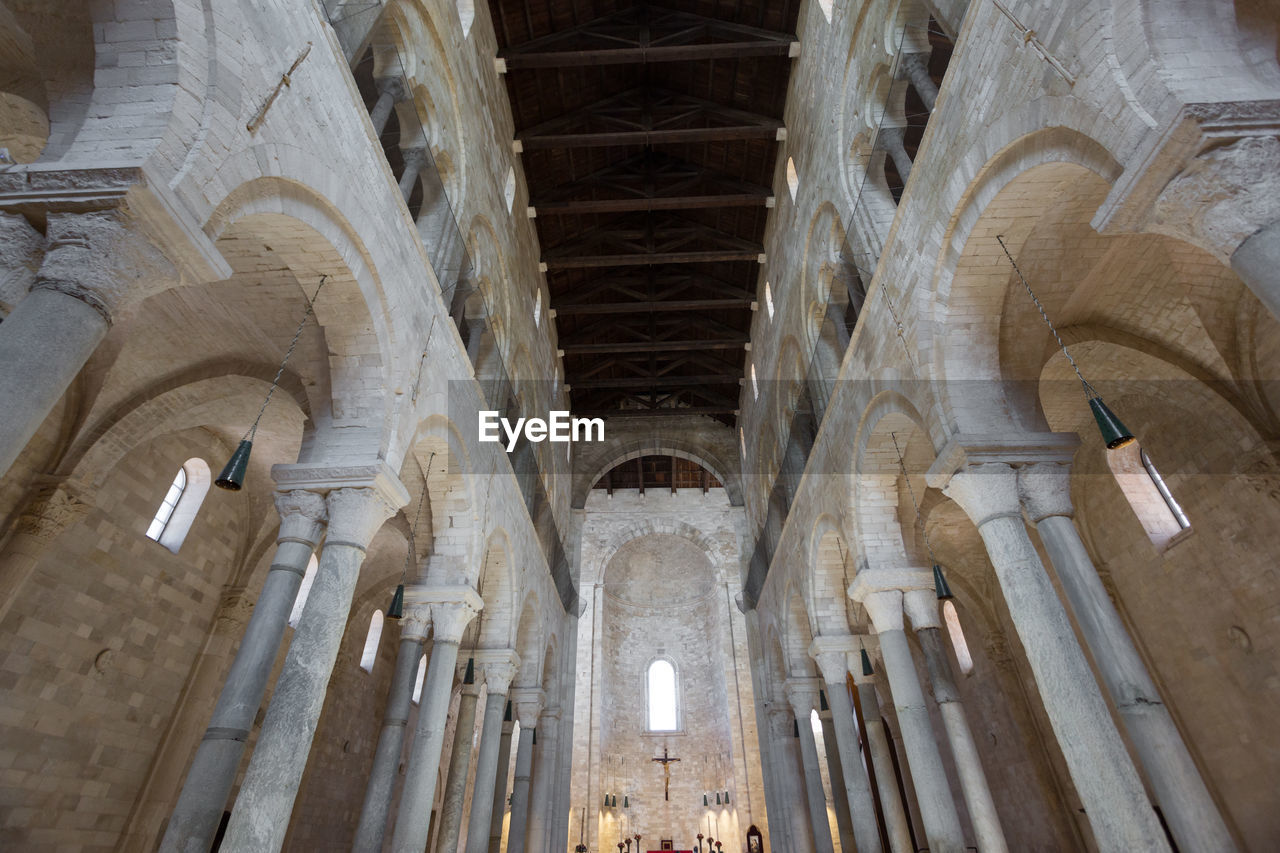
[750, 363, 759, 400]
[289, 554, 320, 628]
[764, 281, 775, 320]
[1141, 449, 1190, 530]
[146, 467, 187, 541]
[647, 659, 678, 731]
[360, 610, 384, 673]
[145, 459, 211, 553]
[942, 600, 974, 675]
[412, 654, 427, 703]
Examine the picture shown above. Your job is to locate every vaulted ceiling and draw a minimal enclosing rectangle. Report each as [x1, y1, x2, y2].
[488, 0, 801, 425]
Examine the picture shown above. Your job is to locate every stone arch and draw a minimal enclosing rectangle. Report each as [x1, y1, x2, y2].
[852, 391, 934, 571]
[807, 516, 861, 637]
[409, 414, 477, 573]
[0, 4, 48, 162]
[206, 175, 398, 458]
[781, 584, 818, 677]
[571, 424, 743, 507]
[472, 527, 519, 650]
[512, 596, 544, 687]
[588, 518, 733, 588]
[932, 127, 1123, 435]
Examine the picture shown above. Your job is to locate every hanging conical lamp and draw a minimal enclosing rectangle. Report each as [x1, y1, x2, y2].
[463, 657, 475, 684]
[216, 276, 327, 490]
[860, 648, 875, 677]
[996, 236, 1137, 451]
[386, 583, 405, 619]
[933, 564, 955, 601]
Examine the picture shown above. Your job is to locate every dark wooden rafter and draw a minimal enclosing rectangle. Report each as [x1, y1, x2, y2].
[543, 214, 763, 269]
[499, 6, 796, 69]
[516, 87, 783, 150]
[532, 153, 772, 215]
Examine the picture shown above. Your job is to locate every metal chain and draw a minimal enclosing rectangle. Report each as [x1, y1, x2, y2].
[995, 235, 1096, 399]
[244, 275, 328, 441]
[891, 431, 937, 565]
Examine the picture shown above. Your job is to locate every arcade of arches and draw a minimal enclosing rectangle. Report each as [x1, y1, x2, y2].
[1, 0, 1279, 852]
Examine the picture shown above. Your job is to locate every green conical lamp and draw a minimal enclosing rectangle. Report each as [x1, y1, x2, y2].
[215, 276, 326, 492]
[463, 657, 475, 684]
[215, 439, 253, 491]
[860, 648, 875, 677]
[933, 564, 955, 601]
[386, 583, 405, 619]
[1088, 396, 1135, 450]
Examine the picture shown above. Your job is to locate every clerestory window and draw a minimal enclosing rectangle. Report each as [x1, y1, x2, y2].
[146, 459, 211, 553]
[646, 659, 678, 731]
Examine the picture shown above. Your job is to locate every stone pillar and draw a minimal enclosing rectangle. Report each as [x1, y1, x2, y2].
[222, 479, 403, 852]
[898, 53, 938, 112]
[810, 640, 884, 853]
[487, 710, 515, 853]
[162, 490, 326, 853]
[506, 691, 544, 853]
[876, 126, 913, 184]
[786, 681, 836, 853]
[1231, 219, 1280, 319]
[902, 588, 1008, 853]
[0, 211, 173, 479]
[852, 664, 914, 853]
[353, 617, 431, 852]
[524, 705, 559, 853]
[768, 704, 812, 853]
[818, 711, 856, 853]
[434, 665, 482, 853]
[370, 77, 406, 138]
[849, 584, 964, 853]
[390, 586, 484, 853]
[928, 447, 1172, 852]
[465, 652, 520, 853]
[400, 147, 428, 203]
[1019, 461, 1238, 852]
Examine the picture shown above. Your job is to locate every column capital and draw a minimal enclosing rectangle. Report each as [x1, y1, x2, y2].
[273, 489, 327, 544]
[902, 588, 941, 631]
[376, 76, 407, 101]
[510, 688, 545, 727]
[848, 568, 933, 602]
[809, 634, 857, 688]
[406, 585, 483, 644]
[400, 604, 432, 641]
[14, 481, 91, 544]
[473, 647, 520, 696]
[925, 434, 1080, 489]
[784, 677, 823, 717]
[272, 461, 408, 508]
[33, 210, 177, 324]
[460, 679, 485, 697]
[1017, 461, 1075, 522]
[856, 589, 904, 633]
[325, 486, 401, 550]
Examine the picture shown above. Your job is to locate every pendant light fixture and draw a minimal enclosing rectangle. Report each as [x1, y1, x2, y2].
[996, 236, 1135, 449]
[860, 647, 875, 677]
[216, 276, 327, 490]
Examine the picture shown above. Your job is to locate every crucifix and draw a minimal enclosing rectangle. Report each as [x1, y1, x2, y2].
[651, 747, 681, 801]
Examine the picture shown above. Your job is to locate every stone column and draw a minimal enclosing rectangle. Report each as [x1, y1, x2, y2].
[162, 489, 326, 853]
[434, 665, 482, 853]
[352, 616, 431, 852]
[897, 53, 938, 112]
[487, 709, 515, 853]
[818, 711, 856, 853]
[1231, 219, 1280, 319]
[768, 705, 812, 853]
[928, 448, 1171, 852]
[849, 584, 964, 853]
[220, 481, 403, 852]
[786, 681, 836, 853]
[810, 640, 883, 853]
[400, 147, 428, 203]
[852, 662, 914, 853]
[390, 586, 484, 853]
[875, 126, 912, 184]
[465, 652, 520, 853]
[0, 211, 173, 479]
[902, 588, 1008, 853]
[524, 705, 559, 853]
[1019, 461, 1238, 852]
[506, 691, 545, 853]
[370, 77, 406, 138]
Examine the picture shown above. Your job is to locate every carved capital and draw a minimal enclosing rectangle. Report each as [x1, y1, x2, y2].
[939, 463, 1021, 528]
[1151, 135, 1280, 260]
[325, 487, 399, 549]
[474, 648, 520, 696]
[784, 678, 822, 718]
[215, 586, 254, 632]
[855, 589, 904, 634]
[33, 210, 177, 324]
[809, 648, 851, 690]
[1017, 461, 1075, 522]
[510, 687, 545, 727]
[273, 489, 327, 543]
[0, 213, 43, 308]
[902, 588, 941, 631]
[14, 485, 90, 544]
[400, 604, 432, 641]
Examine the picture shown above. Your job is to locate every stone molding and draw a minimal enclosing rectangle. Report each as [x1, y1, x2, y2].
[272, 461, 410, 509]
[924, 433, 1081, 490]
[847, 568, 933, 604]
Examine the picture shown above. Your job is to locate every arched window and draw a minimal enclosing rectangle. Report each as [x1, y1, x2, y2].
[412, 654, 427, 703]
[750, 363, 759, 400]
[289, 554, 320, 628]
[1106, 442, 1191, 549]
[646, 659, 678, 731]
[786, 157, 799, 201]
[942, 600, 973, 675]
[360, 610, 384, 673]
[145, 458, 211, 553]
[534, 289, 543, 327]
[504, 166, 517, 211]
[764, 281, 775, 319]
